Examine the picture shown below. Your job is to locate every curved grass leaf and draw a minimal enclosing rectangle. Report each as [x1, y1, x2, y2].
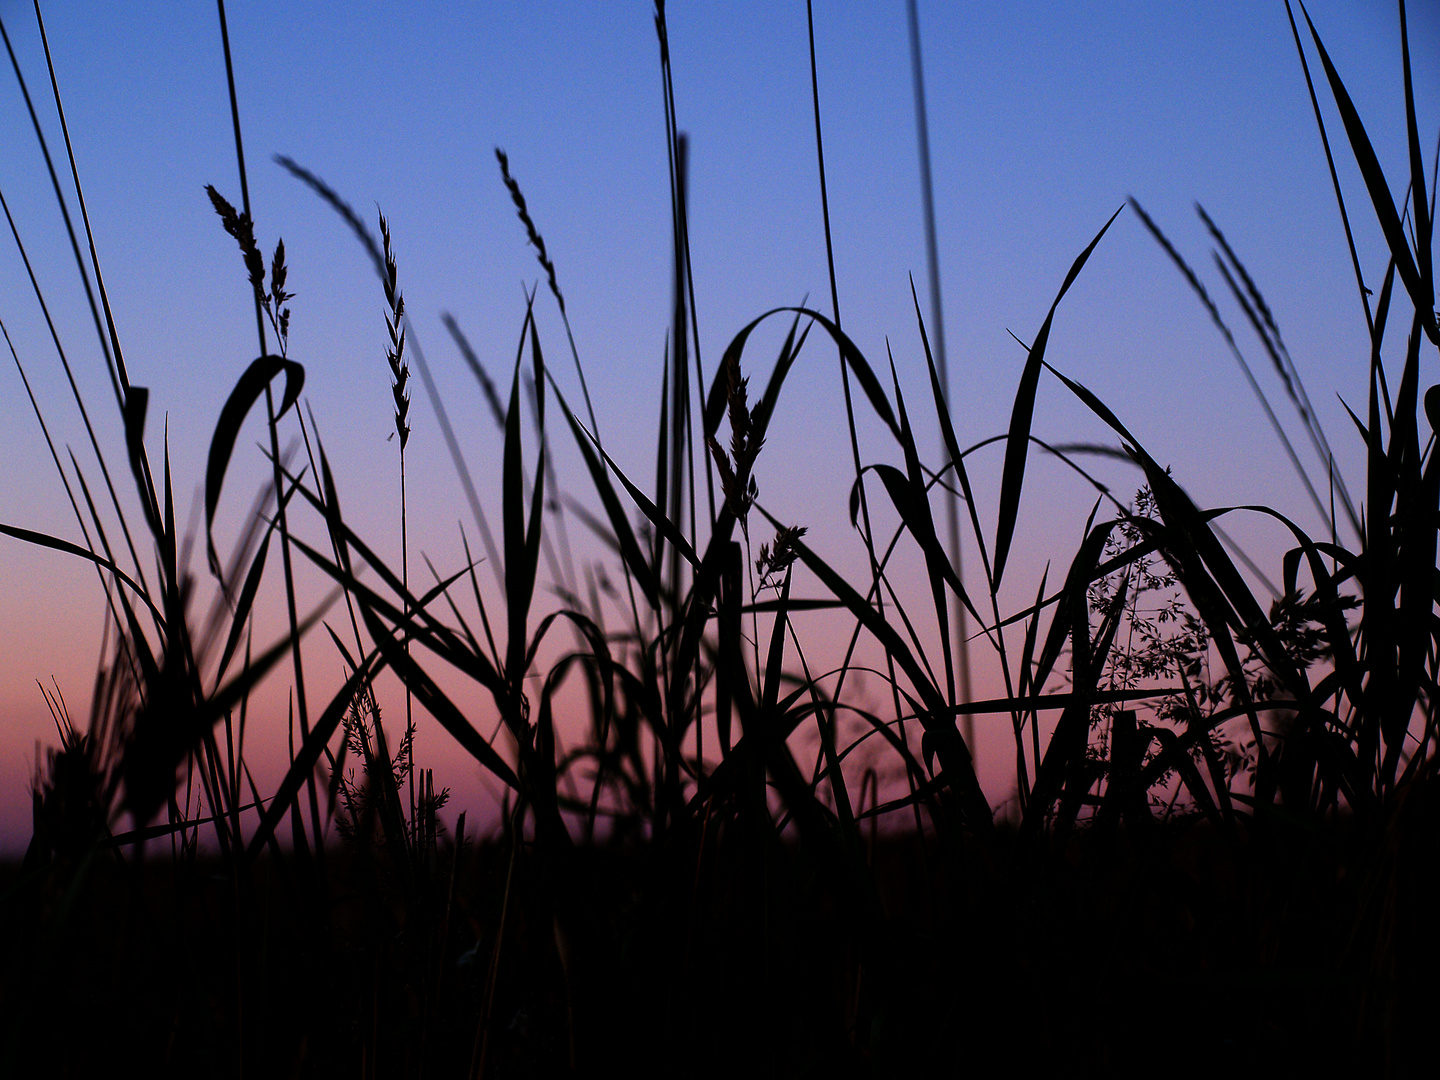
[707, 306, 899, 443]
[356, 600, 522, 793]
[205, 354, 304, 572]
[993, 206, 1123, 589]
[0, 521, 163, 626]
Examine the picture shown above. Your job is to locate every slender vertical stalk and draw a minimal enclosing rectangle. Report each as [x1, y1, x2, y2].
[907, 0, 975, 753]
[30, 2, 152, 601]
[215, 0, 323, 867]
[380, 212, 414, 855]
[805, 0, 907, 749]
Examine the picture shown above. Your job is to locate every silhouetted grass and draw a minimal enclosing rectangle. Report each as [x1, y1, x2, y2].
[2, 1, 1437, 1076]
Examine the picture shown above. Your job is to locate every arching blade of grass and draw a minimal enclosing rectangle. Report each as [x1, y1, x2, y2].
[123, 585, 332, 829]
[703, 308, 808, 442]
[1020, 516, 1123, 834]
[353, 600, 522, 794]
[521, 609, 615, 716]
[1375, 315, 1436, 788]
[213, 473, 301, 685]
[1010, 565, 1051, 804]
[706, 306, 899, 445]
[993, 206, 1122, 590]
[1133, 198, 1341, 542]
[915, 278, 994, 590]
[442, 312, 506, 429]
[0, 521, 163, 625]
[279, 494, 527, 792]
[1041, 362, 1355, 807]
[1298, 0, 1437, 343]
[879, 357, 986, 692]
[1396, 1, 1433, 323]
[1198, 203, 1362, 540]
[282, 505, 506, 698]
[120, 386, 160, 541]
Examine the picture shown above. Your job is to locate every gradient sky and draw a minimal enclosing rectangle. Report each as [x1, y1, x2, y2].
[1, 2, 1436, 851]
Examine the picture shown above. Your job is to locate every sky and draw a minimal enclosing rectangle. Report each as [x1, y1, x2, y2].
[0, 1, 1436, 852]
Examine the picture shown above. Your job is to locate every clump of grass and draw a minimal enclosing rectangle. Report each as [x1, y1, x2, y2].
[1, 0, 1436, 1075]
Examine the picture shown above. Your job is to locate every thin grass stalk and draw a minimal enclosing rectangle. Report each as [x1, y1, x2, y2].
[1199, 204, 1362, 540]
[0, 177, 150, 607]
[656, 2, 712, 541]
[0, 12, 117, 407]
[1, 315, 134, 662]
[1283, 0, 1376, 336]
[521, 364, 581, 603]
[907, 0, 974, 746]
[32, 4, 168, 554]
[213, 0, 324, 873]
[665, 136, 694, 828]
[805, 0, 912, 784]
[378, 211, 416, 854]
[61, 449, 156, 668]
[668, 136, 692, 606]
[912, 286, 1032, 796]
[1396, 1, 1433, 333]
[655, 2, 714, 530]
[1298, 0, 1436, 344]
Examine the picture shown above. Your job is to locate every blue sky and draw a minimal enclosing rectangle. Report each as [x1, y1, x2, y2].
[0, 2, 1435, 849]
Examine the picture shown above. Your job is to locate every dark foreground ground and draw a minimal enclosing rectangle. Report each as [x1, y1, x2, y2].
[2, 798, 1437, 1078]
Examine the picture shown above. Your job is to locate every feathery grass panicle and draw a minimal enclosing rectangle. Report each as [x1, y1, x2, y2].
[270, 236, 292, 347]
[494, 147, 601, 439]
[755, 524, 806, 592]
[206, 184, 265, 301]
[205, 184, 293, 356]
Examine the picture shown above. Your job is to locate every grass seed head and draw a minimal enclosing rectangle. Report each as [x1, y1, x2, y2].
[380, 211, 411, 451]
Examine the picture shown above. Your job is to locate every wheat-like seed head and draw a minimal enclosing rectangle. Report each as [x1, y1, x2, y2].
[379, 211, 410, 451]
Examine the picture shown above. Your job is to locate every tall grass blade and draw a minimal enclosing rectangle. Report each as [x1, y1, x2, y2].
[1299, 1, 1437, 343]
[354, 602, 522, 794]
[993, 206, 1122, 589]
[1397, 0, 1433, 325]
[573, 407, 700, 573]
[1283, 0, 1376, 332]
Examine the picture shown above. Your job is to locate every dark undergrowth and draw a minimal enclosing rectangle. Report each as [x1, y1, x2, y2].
[6, 803, 1438, 1077]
